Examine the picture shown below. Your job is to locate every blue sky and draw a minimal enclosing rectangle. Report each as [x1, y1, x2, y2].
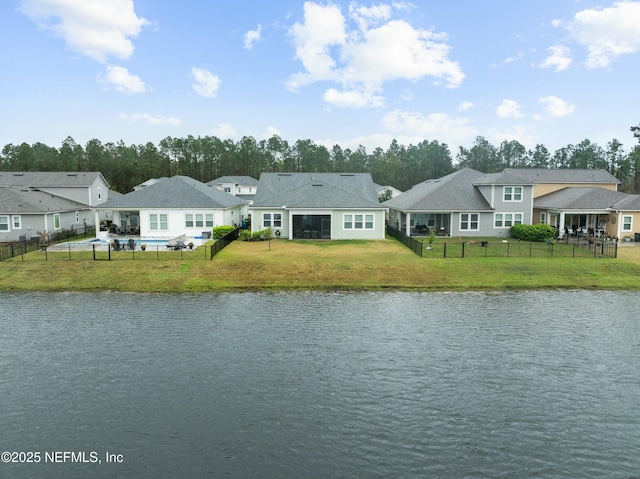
[2, 0, 640, 156]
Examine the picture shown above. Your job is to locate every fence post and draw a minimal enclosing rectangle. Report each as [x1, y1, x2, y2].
[443, 242, 447, 258]
[68, 244, 72, 260]
[461, 242, 465, 258]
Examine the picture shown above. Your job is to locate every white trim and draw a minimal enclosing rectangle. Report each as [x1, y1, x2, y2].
[494, 212, 523, 228]
[503, 186, 523, 202]
[459, 213, 479, 231]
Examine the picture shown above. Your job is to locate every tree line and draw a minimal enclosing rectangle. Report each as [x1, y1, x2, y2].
[2, 130, 639, 194]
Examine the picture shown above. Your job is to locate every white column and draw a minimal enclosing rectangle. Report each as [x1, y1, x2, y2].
[558, 212, 566, 238]
[405, 213, 411, 236]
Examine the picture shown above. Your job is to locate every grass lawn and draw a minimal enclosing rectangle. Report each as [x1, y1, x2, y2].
[0, 237, 639, 292]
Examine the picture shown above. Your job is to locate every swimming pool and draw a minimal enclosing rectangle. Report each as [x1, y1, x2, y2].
[49, 237, 202, 250]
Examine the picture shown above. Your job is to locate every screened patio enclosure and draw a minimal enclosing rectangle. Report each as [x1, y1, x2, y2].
[292, 214, 331, 239]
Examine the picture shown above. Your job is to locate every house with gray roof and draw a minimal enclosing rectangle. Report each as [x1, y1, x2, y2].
[252, 173, 387, 240]
[384, 168, 535, 237]
[385, 166, 639, 240]
[0, 187, 92, 242]
[94, 176, 248, 240]
[206, 176, 259, 205]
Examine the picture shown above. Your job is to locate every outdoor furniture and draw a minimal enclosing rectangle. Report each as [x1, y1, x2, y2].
[128, 239, 136, 251]
[112, 239, 124, 251]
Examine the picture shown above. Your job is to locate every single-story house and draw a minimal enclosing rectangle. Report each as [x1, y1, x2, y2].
[384, 168, 535, 237]
[0, 187, 93, 242]
[251, 172, 387, 240]
[94, 175, 249, 240]
[207, 176, 259, 205]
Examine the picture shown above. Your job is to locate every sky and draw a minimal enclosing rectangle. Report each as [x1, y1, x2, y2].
[1, 0, 640, 156]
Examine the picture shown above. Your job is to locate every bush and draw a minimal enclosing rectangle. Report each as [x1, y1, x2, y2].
[212, 226, 236, 239]
[239, 228, 273, 241]
[510, 223, 556, 242]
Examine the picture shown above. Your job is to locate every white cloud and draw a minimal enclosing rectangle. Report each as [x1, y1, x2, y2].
[382, 109, 478, 149]
[496, 99, 523, 119]
[191, 68, 221, 98]
[244, 24, 262, 50]
[211, 123, 236, 138]
[287, 1, 464, 108]
[539, 45, 572, 71]
[119, 113, 181, 126]
[101, 65, 145, 94]
[567, 1, 640, 68]
[323, 88, 384, 108]
[538, 95, 576, 117]
[458, 101, 474, 112]
[20, 0, 149, 63]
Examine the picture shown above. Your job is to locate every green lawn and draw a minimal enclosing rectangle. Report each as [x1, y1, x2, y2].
[1, 237, 639, 292]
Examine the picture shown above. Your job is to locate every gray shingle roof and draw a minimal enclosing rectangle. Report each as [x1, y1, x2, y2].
[383, 168, 492, 211]
[207, 176, 259, 186]
[0, 187, 90, 213]
[96, 176, 246, 209]
[474, 170, 536, 186]
[534, 187, 629, 210]
[611, 194, 640, 211]
[504, 168, 620, 184]
[0, 171, 107, 187]
[253, 173, 383, 209]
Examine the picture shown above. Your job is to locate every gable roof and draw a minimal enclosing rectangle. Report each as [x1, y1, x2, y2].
[0, 171, 108, 188]
[96, 176, 247, 209]
[611, 194, 640, 211]
[207, 176, 259, 186]
[534, 187, 629, 210]
[0, 187, 90, 213]
[384, 168, 492, 211]
[504, 168, 620, 184]
[253, 173, 383, 209]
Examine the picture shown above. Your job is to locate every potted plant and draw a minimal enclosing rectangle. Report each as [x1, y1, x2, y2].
[623, 235, 632, 242]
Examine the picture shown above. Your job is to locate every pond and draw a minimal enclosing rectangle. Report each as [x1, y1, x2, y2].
[1, 291, 638, 478]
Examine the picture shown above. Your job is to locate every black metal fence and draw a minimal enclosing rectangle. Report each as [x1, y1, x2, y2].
[387, 226, 618, 259]
[2, 227, 240, 262]
[0, 226, 96, 262]
[209, 228, 239, 260]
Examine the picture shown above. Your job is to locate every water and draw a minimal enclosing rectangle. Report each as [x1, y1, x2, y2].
[1, 291, 638, 478]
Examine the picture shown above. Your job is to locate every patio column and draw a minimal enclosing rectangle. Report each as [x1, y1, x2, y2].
[405, 213, 411, 236]
[558, 211, 566, 238]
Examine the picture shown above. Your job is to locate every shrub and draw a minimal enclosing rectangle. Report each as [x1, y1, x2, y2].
[252, 228, 273, 240]
[510, 223, 556, 242]
[239, 230, 252, 241]
[212, 226, 236, 239]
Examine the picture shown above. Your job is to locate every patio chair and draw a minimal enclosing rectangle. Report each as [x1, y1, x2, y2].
[128, 239, 135, 251]
[112, 239, 123, 251]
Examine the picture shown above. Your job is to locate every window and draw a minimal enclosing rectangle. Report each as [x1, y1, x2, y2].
[540, 212, 546, 224]
[150, 214, 168, 231]
[205, 214, 214, 227]
[344, 213, 374, 229]
[365, 214, 374, 229]
[273, 213, 282, 228]
[622, 215, 632, 232]
[504, 186, 522, 202]
[75, 211, 80, 223]
[12, 215, 21, 229]
[195, 214, 204, 228]
[0, 216, 8, 231]
[263, 213, 272, 227]
[224, 187, 231, 193]
[495, 213, 522, 228]
[97, 187, 102, 200]
[54, 213, 61, 230]
[185, 214, 194, 228]
[460, 213, 479, 231]
[426, 214, 435, 228]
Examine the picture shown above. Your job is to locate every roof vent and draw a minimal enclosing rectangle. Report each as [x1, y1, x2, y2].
[13, 173, 24, 177]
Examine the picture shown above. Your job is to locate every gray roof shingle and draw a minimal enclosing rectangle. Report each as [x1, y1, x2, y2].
[383, 168, 492, 211]
[0, 187, 90, 213]
[207, 176, 259, 186]
[504, 168, 620, 184]
[96, 176, 246, 209]
[0, 171, 107, 187]
[253, 173, 383, 209]
[534, 187, 629, 210]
